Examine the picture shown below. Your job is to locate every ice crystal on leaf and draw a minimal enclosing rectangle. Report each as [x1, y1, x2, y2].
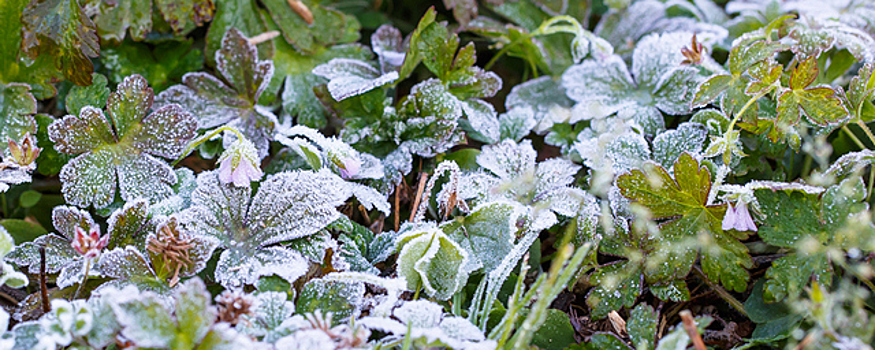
[179, 169, 371, 288]
[38, 299, 92, 349]
[461, 139, 587, 231]
[617, 152, 753, 293]
[774, 56, 849, 136]
[441, 201, 524, 274]
[48, 74, 197, 209]
[504, 76, 573, 135]
[111, 278, 253, 349]
[562, 31, 704, 135]
[754, 177, 875, 302]
[358, 299, 495, 350]
[395, 224, 470, 300]
[156, 28, 276, 159]
[0, 226, 27, 289]
[786, 16, 875, 64]
[236, 291, 295, 342]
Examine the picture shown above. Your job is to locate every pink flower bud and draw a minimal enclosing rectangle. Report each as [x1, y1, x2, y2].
[71, 226, 109, 258]
[217, 137, 263, 187]
[337, 155, 362, 180]
[722, 201, 757, 232]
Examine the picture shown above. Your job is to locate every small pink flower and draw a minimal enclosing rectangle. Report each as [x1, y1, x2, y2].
[722, 201, 757, 232]
[71, 226, 109, 258]
[337, 156, 362, 179]
[217, 138, 263, 187]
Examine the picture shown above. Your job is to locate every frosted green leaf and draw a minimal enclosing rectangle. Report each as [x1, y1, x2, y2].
[824, 150, 875, 181]
[281, 74, 328, 129]
[372, 24, 406, 73]
[92, 0, 152, 41]
[477, 139, 536, 180]
[64, 73, 109, 115]
[775, 56, 849, 136]
[460, 99, 500, 144]
[106, 199, 154, 252]
[84, 287, 123, 349]
[180, 169, 355, 287]
[49, 75, 197, 208]
[845, 63, 875, 121]
[156, 28, 277, 159]
[618, 153, 752, 292]
[397, 79, 465, 157]
[574, 120, 649, 174]
[297, 278, 365, 323]
[312, 58, 399, 101]
[237, 291, 294, 342]
[395, 225, 470, 300]
[628, 304, 657, 349]
[97, 246, 156, 281]
[441, 201, 523, 273]
[586, 261, 643, 319]
[498, 106, 537, 142]
[337, 219, 398, 274]
[0, 226, 26, 288]
[652, 122, 707, 169]
[0, 83, 37, 155]
[6, 205, 98, 289]
[260, 0, 359, 55]
[754, 177, 875, 302]
[505, 76, 573, 134]
[788, 17, 875, 63]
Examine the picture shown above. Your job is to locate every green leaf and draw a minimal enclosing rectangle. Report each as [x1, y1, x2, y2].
[755, 178, 875, 302]
[0, 219, 46, 244]
[628, 304, 657, 349]
[0, 83, 37, 154]
[586, 261, 642, 319]
[204, 0, 272, 67]
[395, 225, 470, 300]
[65, 73, 110, 115]
[154, 0, 214, 35]
[100, 39, 205, 92]
[173, 278, 216, 349]
[0, 0, 62, 99]
[296, 278, 364, 324]
[618, 153, 752, 292]
[530, 309, 576, 350]
[34, 114, 73, 176]
[397, 7, 437, 81]
[743, 279, 802, 341]
[157, 28, 276, 158]
[441, 201, 521, 273]
[20, 0, 99, 86]
[114, 294, 177, 348]
[845, 63, 875, 122]
[261, 0, 359, 54]
[49, 74, 198, 208]
[775, 56, 849, 135]
[93, 0, 152, 41]
[18, 190, 41, 208]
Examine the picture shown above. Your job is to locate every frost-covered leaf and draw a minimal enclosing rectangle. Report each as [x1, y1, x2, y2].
[49, 74, 197, 208]
[652, 122, 707, 169]
[459, 99, 500, 144]
[0, 83, 37, 156]
[774, 56, 849, 137]
[297, 278, 365, 324]
[563, 32, 701, 135]
[787, 17, 875, 64]
[755, 177, 875, 302]
[441, 201, 523, 273]
[505, 76, 573, 134]
[237, 291, 294, 342]
[20, 0, 99, 86]
[395, 225, 470, 300]
[498, 106, 537, 142]
[92, 0, 152, 41]
[586, 261, 643, 319]
[845, 63, 875, 122]
[156, 28, 277, 159]
[628, 304, 657, 349]
[397, 79, 465, 157]
[313, 58, 399, 101]
[372, 24, 406, 74]
[617, 153, 752, 292]
[573, 120, 649, 174]
[336, 217, 397, 274]
[0, 226, 27, 288]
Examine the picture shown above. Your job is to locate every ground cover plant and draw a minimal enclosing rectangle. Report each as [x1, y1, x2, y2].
[1, 0, 875, 348]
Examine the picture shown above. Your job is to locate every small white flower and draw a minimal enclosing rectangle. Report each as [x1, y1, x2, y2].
[217, 137, 263, 187]
[722, 201, 757, 232]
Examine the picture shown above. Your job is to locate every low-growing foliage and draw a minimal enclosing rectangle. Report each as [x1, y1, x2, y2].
[2, 0, 875, 349]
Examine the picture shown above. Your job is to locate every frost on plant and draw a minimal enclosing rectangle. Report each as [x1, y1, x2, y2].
[395, 224, 470, 300]
[358, 299, 495, 349]
[48, 74, 197, 208]
[562, 31, 705, 135]
[156, 27, 277, 159]
[179, 169, 383, 288]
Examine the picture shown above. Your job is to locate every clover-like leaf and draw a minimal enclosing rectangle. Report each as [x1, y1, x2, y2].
[755, 177, 875, 302]
[20, 0, 99, 86]
[180, 169, 364, 288]
[157, 28, 277, 159]
[774, 56, 849, 136]
[395, 225, 470, 300]
[49, 74, 197, 209]
[617, 152, 752, 292]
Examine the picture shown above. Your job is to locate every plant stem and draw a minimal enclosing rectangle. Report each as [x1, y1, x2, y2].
[726, 86, 774, 134]
[680, 310, 708, 350]
[691, 265, 748, 318]
[171, 126, 246, 166]
[842, 125, 866, 150]
[856, 120, 875, 147]
[72, 258, 91, 301]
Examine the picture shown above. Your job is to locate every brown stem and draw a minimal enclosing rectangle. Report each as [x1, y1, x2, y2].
[680, 310, 707, 350]
[394, 182, 401, 232]
[287, 0, 314, 24]
[408, 173, 429, 222]
[39, 246, 49, 313]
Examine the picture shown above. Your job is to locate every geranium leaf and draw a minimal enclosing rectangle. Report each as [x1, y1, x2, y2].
[93, 0, 152, 41]
[312, 58, 398, 101]
[441, 201, 522, 273]
[618, 153, 752, 292]
[395, 225, 470, 300]
[65, 73, 110, 115]
[50, 74, 197, 208]
[296, 278, 365, 324]
[157, 28, 277, 159]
